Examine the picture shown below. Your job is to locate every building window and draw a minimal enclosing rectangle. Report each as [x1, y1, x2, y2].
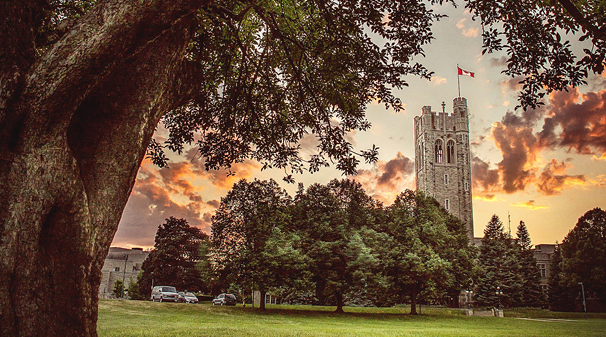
[444, 174, 449, 185]
[538, 263, 547, 278]
[445, 199, 450, 210]
[435, 139, 443, 163]
[446, 140, 455, 163]
[464, 181, 469, 191]
[113, 267, 120, 272]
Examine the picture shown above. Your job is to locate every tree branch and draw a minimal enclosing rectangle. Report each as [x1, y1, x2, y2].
[556, 0, 605, 42]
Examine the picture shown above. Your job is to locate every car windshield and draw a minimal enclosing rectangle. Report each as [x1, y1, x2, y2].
[186, 293, 196, 297]
[162, 287, 177, 292]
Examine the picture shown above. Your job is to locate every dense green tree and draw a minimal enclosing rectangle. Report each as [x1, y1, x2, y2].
[560, 208, 606, 311]
[3, 0, 604, 334]
[475, 215, 523, 308]
[515, 221, 545, 307]
[548, 244, 573, 311]
[291, 179, 381, 312]
[112, 279, 124, 299]
[210, 179, 298, 310]
[382, 190, 475, 315]
[140, 217, 208, 297]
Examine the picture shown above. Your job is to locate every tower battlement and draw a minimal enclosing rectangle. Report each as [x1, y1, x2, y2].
[414, 97, 474, 239]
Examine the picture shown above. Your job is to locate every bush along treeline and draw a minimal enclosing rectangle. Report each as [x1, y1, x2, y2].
[548, 208, 606, 312]
[138, 179, 604, 313]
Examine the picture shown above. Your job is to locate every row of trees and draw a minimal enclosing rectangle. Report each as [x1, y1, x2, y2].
[136, 184, 605, 313]
[207, 178, 475, 314]
[138, 178, 545, 312]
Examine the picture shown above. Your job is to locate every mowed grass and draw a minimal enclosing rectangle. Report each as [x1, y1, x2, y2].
[98, 299, 606, 337]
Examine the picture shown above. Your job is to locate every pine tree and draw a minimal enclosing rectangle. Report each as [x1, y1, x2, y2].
[515, 221, 545, 307]
[475, 215, 523, 308]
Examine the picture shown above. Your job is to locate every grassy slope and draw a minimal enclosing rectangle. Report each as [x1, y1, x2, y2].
[98, 300, 606, 337]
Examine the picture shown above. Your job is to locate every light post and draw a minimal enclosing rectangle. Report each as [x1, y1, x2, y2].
[578, 282, 587, 320]
[495, 286, 503, 310]
[122, 254, 128, 298]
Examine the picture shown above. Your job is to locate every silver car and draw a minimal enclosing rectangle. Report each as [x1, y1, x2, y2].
[151, 286, 178, 302]
[178, 292, 199, 304]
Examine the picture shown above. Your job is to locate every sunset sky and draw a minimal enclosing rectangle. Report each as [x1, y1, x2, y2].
[112, 5, 606, 249]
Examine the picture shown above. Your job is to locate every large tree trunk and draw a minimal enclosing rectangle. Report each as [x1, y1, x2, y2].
[0, 1, 208, 336]
[410, 289, 419, 315]
[259, 290, 267, 311]
[335, 291, 344, 313]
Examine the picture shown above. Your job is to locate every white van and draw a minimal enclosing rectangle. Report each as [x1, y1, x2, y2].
[151, 286, 178, 302]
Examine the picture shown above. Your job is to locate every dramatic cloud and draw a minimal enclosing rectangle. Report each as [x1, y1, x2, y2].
[475, 88, 606, 196]
[352, 152, 414, 204]
[471, 156, 500, 192]
[115, 172, 208, 248]
[538, 88, 606, 156]
[536, 159, 586, 196]
[113, 155, 260, 247]
[491, 113, 541, 193]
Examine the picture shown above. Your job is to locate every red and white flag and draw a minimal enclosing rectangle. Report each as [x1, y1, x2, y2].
[458, 67, 474, 77]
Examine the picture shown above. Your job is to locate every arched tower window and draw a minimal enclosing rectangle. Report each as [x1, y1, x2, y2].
[446, 140, 455, 164]
[435, 139, 443, 163]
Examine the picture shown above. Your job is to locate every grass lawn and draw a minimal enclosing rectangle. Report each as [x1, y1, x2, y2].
[98, 299, 606, 337]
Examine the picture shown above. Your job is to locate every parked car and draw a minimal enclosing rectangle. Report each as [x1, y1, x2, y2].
[178, 292, 199, 304]
[151, 286, 178, 302]
[212, 293, 237, 306]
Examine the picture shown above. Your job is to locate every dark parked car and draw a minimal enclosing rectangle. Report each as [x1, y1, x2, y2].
[178, 292, 199, 304]
[212, 293, 237, 306]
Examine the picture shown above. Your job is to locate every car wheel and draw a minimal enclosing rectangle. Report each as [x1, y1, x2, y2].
[159, 297, 163, 302]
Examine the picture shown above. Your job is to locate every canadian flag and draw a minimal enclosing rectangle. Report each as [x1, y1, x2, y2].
[458, 67, 474, 77]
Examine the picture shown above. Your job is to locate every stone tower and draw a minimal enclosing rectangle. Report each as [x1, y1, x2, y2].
[414, 97, 473, 239]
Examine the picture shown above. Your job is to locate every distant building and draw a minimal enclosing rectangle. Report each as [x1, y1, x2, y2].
[414, 97, 474, 240]
[533, 243, 556, 289]
[99, 247, 150, 299]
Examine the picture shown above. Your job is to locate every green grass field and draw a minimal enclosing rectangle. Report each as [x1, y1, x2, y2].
[98, 299, 606, 337]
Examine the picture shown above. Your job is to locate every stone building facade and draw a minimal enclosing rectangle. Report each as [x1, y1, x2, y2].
[99, 247, 150, 299]
[414, 97, 474, 239]
[533, 243, 556, 289]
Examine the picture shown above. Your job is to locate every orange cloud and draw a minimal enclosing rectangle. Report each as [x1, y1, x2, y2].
[539, 88, 606, 154]
[511, 200, 548, 210]
[351, 152, 414, 204]
[473, 194, 497, 202]
[536, 159, 586, 196]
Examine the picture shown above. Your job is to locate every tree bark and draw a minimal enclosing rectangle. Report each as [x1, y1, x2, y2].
[259, 290, 266, 311]
[0, 1, 209, 336]
[335, 291, 344, 313]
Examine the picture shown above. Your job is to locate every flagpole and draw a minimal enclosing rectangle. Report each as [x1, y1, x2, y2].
[457, 64, 461, 98]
